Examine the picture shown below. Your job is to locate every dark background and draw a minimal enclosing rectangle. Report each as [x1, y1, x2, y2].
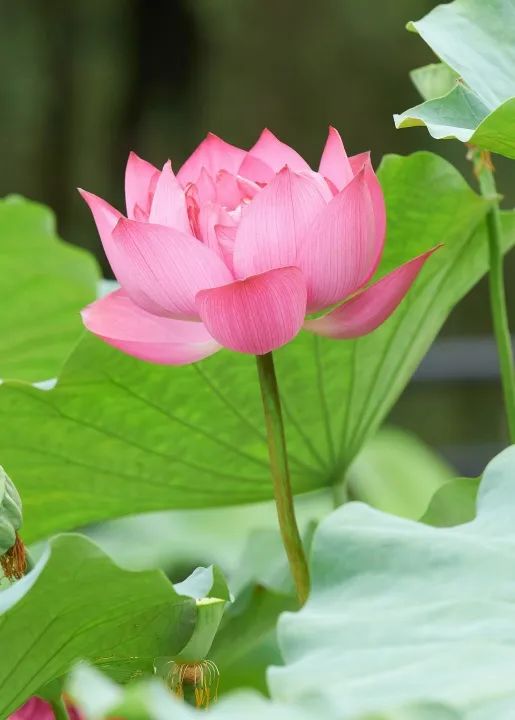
[1, 0, 514, 469]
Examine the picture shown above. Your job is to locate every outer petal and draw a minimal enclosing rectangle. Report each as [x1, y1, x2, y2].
[319, 126, 354, 191]
[349, 152, 386, 281]
[196, 266, 307, 355]
[149, 161, 190, 233]
[112, 219, 233, 319]
[240, 129, 311, 177]
[177, 133, 246, 187]
[125, 151, 160, 219]
[79, 189, 122, 260]
[80, 190, 164, 316]
[304, 248, 439, 339]
[233, 166, 327, 279]
[297, 169, 378, 312]
[78, 191, 164, 310]
[82, 289, 220, 365]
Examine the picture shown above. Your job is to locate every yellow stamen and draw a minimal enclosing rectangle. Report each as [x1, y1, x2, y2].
[0, 532, 26, 580]
[165, 659, 220, 709]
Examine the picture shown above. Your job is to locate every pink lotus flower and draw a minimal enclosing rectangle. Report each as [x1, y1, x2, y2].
[10, 697, 81, 720]
[80, 128, 437, 362]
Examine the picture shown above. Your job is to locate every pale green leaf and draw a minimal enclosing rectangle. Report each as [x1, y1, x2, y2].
[395, 0, 515, 157]
[67, 665, 463, 720]
[271, 446, 515, 718]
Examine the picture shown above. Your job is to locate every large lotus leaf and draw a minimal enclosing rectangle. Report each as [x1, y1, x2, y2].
[394, 0, 515, 157]
[1, 153, 510, 541]
[0, 196, 100, 382]
[270, 446, 515, 719]
[83, 428, 447, 584]
[0, 534, 229, 717]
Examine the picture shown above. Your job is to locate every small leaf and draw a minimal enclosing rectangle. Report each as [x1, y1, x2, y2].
[421, 476, 480, 527]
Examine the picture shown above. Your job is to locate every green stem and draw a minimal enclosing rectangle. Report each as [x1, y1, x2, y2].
[256, 352, 310, 605]
[50, 697, 71, 720]
[472, 149, 515, 442]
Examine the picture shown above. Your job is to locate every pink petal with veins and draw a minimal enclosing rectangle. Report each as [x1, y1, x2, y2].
[196, 266, 307, 354]
[82, 289, 221, 364]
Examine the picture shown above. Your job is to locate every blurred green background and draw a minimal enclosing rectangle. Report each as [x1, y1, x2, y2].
[1, 0, 514, 469]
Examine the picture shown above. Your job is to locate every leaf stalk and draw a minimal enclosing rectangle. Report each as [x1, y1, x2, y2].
[471, 149, 515, 442]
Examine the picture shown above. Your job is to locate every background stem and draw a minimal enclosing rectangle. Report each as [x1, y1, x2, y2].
[472, 149, 515, 443]
[256, 352, 310, 605]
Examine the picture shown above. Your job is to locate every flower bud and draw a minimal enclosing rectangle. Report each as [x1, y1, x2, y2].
[0, 467, 26, 580]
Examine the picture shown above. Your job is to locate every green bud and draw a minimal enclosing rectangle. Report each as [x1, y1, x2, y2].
[0, 467, 23, 556]
[0, 467, 26, 580]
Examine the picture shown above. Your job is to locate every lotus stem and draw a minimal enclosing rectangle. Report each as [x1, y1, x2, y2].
[255, 352, 310, 605]
[50, 697, 70, 720]
[471, 149, 515, 442]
